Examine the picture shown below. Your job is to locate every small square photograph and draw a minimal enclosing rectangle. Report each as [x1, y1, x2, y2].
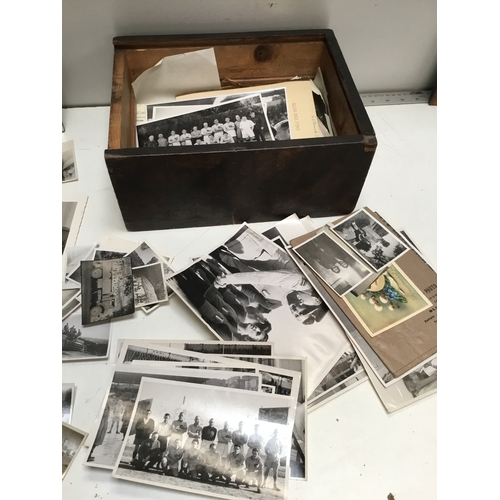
[62, 140, 78, 183]
[330, 209, 409, 270]
[62, 383, 75, 424]
[62, 310, 111, 361]
[62, 422, 88, 479]
[80, 258, 135, 325]
[112, 377, 294, 500]
[343, 263, 433, 337]
[293, 231, 372, 296]
[126, 241, 165, 267]
[132, 262, 168, 307]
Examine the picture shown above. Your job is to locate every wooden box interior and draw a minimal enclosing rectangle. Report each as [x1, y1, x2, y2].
[108, 32, 363, 151]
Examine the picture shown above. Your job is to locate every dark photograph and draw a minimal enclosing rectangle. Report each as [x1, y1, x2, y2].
[330, 209, 409, 271]
[112, 378, 294, 499]
[62, 383, 74, 424]
[80, 258, 135, 325]
[137, 95, 275, 147]
[293, 231, 372, 296]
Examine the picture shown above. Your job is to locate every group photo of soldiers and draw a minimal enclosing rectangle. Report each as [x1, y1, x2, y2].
[122, 408, 286, 495]
[137, 95, 277, 148]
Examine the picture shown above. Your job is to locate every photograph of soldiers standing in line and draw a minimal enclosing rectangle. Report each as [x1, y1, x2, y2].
[137, 95, 275, 148]
[113, 378, 294, 500]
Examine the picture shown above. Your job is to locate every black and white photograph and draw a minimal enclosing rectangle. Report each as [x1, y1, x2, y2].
[329, 208, 409, 271]
[132, 262, 168, 307]
[65, 243, 96, 280]
[62, 288, 80, 308]
[62, 297, 80, 321]
[80, 258, 135, 325]
[137, 95, 274, 147]
[62, 310, 111, 361]
[86, 365, 261, 469]
[112, 377, 294, 500]
[62, 422, 88, 479]
[62, 383, 75, 424]
[166, 224, 350, 398]
[94, 249, 127, 260]
[62, 139, 78, 183]
[120, 344, 221, 365]
[293, 231, 372, 296]
[307, 348, 367, 411]
[62, 197, 87, 255]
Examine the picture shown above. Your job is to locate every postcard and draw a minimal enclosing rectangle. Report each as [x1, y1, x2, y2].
[62, 383, 75, 424]
[80, 258, 135, 325]
[62, 140, 78, 183]
[62, 422, 88, 479]
[329, 208, 409, 271]
[293, 230, 372, 296]
[112, 377, 294, 500]
[85, 364, 261, 469]
[166, 224, 350, 398]
[62, 310, 111, 361]
[342, 263, 432, 337]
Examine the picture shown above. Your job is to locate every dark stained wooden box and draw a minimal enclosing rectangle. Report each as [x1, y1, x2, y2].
[105, 30, 377, 231]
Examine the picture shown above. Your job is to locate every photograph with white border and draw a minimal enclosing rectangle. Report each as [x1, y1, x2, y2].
[166, 224, 350, 398]
[62, 139, 78, 183]
[62, 422, 88, 479]
[329, 208, 409, 271]
[85, 364, 261, 469]
[293, 230, 372, 296]
[132, 262, 168, 307]
[112, 378, 294, 500]
[62, 310, 111, 361]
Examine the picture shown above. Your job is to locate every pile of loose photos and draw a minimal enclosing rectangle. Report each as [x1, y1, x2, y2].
[62, 208, 437, 494]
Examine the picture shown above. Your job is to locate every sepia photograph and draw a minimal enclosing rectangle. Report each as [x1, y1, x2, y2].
[80, 258, 135, 325]
[62, 383, 75, 424]
[293, 231, 372, 296]
[112, 377, 294, 500]
[343, 263, 432, 337]
[86, 365, 261, 469]
[132, 262, 168, 307]
[62, 422, 88, 479]
[62, 140, 78, 183]
[62, 310, 111, 361]
[166, 224, 350, 398]
[330, 208, 409, 271]
[137, 95, 275, 147]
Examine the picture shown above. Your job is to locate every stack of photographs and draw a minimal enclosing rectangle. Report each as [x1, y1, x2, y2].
[165, 223, 351, 400]
[62, 236, 176, 362]
[289, 207, 438, 413]
[84, 340, 301, 499]
[136, 77, 333, 148]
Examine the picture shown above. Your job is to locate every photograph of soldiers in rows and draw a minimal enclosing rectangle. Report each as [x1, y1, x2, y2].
[113, 377, 294, 499]
[137, 95, 277, 148]
[85, 366, 261, 468]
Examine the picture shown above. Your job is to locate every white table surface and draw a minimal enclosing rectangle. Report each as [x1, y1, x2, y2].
[62, 103, 437, 500]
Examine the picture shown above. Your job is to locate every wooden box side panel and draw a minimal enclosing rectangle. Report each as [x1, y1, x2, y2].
[109, 50, 136, 150]
[105, 143, 374, 231]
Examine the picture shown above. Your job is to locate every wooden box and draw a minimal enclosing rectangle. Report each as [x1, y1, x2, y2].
[105, 29, 377, 231]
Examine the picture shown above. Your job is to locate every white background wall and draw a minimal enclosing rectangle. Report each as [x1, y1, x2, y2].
[62, 0, 437, 107]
